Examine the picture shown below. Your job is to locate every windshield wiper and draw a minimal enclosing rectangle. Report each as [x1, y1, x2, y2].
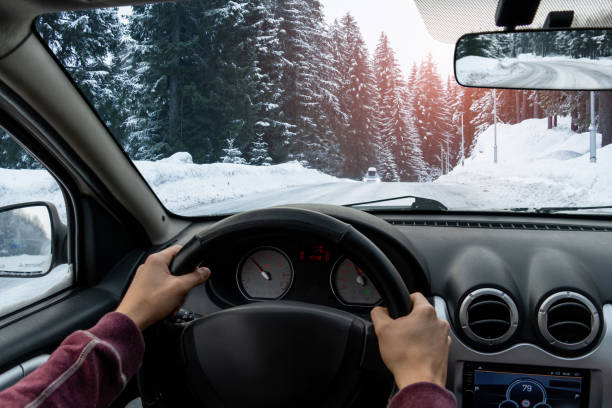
[510, 206, 612, 214]
[344, 195, 447, 211]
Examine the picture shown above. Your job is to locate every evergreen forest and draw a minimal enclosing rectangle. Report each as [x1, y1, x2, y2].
[0, 1, 609, 181]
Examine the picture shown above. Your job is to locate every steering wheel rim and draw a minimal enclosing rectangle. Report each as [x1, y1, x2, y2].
[170, 207, 412, 317]
[143, 207, 412, 407]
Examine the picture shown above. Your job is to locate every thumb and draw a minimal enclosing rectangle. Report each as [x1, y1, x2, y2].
[176, 266, 211, 290]
[371, 306, 392, 328]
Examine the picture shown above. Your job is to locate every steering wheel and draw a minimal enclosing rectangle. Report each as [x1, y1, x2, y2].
[139, 207, 413, 408]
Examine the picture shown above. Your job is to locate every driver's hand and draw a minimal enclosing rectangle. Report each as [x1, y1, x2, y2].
[116, 245, 211, 330]
[371, 292, 451, 390]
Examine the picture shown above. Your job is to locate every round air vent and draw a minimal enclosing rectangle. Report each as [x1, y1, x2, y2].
[459, 288, 519, 345]
[537, 291, 600, 350]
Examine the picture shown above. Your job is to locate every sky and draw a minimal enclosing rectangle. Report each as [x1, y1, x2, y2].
[320, 0, 455, 81]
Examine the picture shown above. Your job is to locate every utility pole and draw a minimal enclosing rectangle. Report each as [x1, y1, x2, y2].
[446, 139, 450, 173]
[460, 113, 465, 166]
[493, 89, 498, 164]
[590, 91, 597, 163]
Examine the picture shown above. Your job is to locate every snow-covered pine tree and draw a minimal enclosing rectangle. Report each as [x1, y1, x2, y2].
[244, 0, 292, 163]
[413, 53, 446, 173]
[443, 75, 463, 169]
[560, 91, 591, 133]
[37, 9, 124, 145]
[407, 62, 418, 91]
[455, 34, 494, 59]
[249, 135, 273, 166]
[373, 32, 425, 181]
[470, 89, 504, 137]
[125, 2, 196, 160]
[221, 138, 247, 164]
[536, 91, 565, 129]
[0, 130, 42, 169]
[333, 13, 378, 179]
[275, 0, 344, 174]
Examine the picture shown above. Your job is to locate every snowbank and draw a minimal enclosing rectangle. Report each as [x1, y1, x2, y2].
[437, 116, 612, 209]
[0, 168, 66, 220]
[0, 154, 347, 218]
[134, 153, 348, 213]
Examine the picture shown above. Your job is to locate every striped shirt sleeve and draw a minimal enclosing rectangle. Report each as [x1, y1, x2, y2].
[0, 312, 145, 408]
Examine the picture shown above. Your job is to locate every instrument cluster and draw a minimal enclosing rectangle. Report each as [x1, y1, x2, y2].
[207, 237, 383, 310]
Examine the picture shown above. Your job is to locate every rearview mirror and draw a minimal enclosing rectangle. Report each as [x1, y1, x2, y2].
[0, 202, 64, 277]
[455, 28, 612, 90]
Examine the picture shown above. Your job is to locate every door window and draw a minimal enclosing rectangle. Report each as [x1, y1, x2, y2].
[0, 129, 72, 318]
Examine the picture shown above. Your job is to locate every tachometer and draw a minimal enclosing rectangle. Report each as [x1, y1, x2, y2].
[331, 258, 381, 306]
[237, 247, 293, 300]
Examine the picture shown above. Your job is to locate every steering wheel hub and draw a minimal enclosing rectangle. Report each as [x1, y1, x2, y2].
[182, 302, 366, 407]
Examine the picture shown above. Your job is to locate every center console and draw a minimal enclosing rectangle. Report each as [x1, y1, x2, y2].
[462, 362, 589, 408]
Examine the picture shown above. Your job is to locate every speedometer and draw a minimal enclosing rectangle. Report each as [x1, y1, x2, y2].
[237, 247, 293, 300]
[331, 258, 381, 306]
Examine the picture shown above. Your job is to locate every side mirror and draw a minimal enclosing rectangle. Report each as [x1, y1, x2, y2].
[0, 202, 66, 277]
[455, 28, 612, 90]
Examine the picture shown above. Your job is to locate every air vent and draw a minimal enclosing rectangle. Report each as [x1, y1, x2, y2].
[459, 288, 519, 345]
[538, 292, 600, 350]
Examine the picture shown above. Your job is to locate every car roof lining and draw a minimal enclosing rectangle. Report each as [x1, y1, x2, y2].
[414, 0, 612, 44]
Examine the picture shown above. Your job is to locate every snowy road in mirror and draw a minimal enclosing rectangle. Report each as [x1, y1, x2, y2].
[456, 56, 612, 90]
[488, 60, 612, 89]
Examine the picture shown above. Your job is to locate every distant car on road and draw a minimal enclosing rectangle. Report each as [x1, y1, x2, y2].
[362, 167, 381, 183]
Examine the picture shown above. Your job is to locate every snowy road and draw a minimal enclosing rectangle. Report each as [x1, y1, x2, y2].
[182, 181, 481, 215]
[483, 60, 612, 89]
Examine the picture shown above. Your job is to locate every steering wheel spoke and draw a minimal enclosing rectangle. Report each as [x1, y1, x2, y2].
[360, 321, 393, 377]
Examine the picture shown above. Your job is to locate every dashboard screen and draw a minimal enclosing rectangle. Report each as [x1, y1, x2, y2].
[463, 362, 589, 408]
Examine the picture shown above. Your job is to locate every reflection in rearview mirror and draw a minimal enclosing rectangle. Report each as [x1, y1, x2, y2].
[0, 205, 52, 276]
[455, 29, 612, 90]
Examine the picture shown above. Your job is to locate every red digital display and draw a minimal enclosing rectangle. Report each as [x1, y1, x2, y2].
[300, 245, 331, 262]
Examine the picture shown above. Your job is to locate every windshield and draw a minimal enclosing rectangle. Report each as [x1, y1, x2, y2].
[33, 1, 612, 216]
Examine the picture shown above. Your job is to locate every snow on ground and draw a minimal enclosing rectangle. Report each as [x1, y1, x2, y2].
[0, 153, 349, 218]
[134, 153, 351, 213]
[0, 264, 72, 316]
[456, 54, 612, 89]
[1, 117, 610, 217]
[437, 116, 611, 209]
[0, 168, 67, 221]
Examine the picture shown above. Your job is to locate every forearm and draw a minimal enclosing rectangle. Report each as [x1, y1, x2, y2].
[388, 382, 457, 408]
[0, 312, 144, 408]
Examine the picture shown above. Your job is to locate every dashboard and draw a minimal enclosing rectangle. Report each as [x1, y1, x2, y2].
[178, 209, 612, 408]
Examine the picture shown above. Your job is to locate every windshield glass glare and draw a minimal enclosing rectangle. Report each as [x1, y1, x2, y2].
[28, 1, 612, 216]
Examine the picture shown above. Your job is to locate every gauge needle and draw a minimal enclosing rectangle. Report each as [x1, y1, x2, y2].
[353, 264, 366, 287]
[250, 257, 272, 281]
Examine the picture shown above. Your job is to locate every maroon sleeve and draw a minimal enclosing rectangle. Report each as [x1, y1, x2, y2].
[0, 312, 145, 408]
[388, 382, 457, 408]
